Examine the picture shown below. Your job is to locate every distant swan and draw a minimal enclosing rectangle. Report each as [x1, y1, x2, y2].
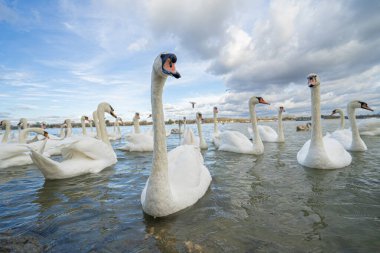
[296, 122, 311, 131]
[328, 101, 374, 151]
[141, 53, 211, 217]
[1, 120, 11, 143]
[248, 106, 285, 142]
[120, 112, 153, 152]
[216, 97, 270, 155]
[297, 74, 352, 169]
[30, 102, 118, 179]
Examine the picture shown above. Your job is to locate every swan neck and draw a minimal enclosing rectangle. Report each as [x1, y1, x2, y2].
[213, 112, 218, 133]
[19, 128, 44, 143]
[93, 111, 101, 139]
[278, 110, 284, 141]
[148, 70, 171, 201]
[133, 118, 141, 134]
[348, 105, 362, 146]
[249, 103, 262, 145]
[310, 85, 324, 149]
[339, 110, 345, 130]
[197, 119, 204, 142]
[81, 118, 87, 135]
[1, 122, 10, 143]
[97, 108, 111, 145]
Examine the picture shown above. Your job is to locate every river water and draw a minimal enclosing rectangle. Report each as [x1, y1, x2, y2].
[0, 120, 379, 252]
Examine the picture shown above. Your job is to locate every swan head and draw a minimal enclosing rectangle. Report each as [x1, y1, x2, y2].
[250, 96, 270, 105]
[349, 100, 374, 111]
[98, 102, 117, 118]
[213, 106, 218, 114]
[196, 112, 204, 122]
[279, 106, 285, 112]
[331, 109, 338, 115]
[307, 73, 320, 88]
[17, 118, 28, 128]
[134, 112, 140, 120]
[43, 131, 50, 139]
[153, 53, 181, 79]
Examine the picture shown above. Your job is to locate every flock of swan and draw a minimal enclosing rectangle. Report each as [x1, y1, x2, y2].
[1, 53, 379, 218]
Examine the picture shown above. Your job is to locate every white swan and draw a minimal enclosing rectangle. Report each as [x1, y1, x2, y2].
[297, 74, 352, 169]
[0, 128, 48, 169]
[330, 101, 373, 151]
[141, 53, 211, 217]
[30, 102, 118, 179]
[120, 113, 154, 152]
[248, 106, 285, 142]
[216, 97, 269, 155]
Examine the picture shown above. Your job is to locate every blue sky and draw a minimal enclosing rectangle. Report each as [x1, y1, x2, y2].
[1, 0, 380, 124]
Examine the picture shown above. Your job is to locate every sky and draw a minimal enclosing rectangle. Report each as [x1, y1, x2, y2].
[1, 0, 380, 124]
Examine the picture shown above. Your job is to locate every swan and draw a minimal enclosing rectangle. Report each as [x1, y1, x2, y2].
[358, 118, 380, 136]
[120, 113, 153, 152]
[297, 74, 352, 169]
[0, 128, 48, 169]
[215, 97, 269, 154]
[30, 102, 118, 179]
[248, 106, 285, 142]
[328, 101, 373, 151]
[141, 53, 211, 217]
[195, 112, 208, 150]
[296, 122, 311, 131]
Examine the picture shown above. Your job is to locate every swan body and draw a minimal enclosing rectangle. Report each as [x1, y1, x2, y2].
[30, 102, 118, 179]
[141, 53, 211, 217]
[297, 74, 351, 169]
[248, 106, 285, 142]
[216, 97, 269, 155]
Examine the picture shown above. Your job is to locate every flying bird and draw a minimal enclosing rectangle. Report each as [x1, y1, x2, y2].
[189, 101, 196, 108]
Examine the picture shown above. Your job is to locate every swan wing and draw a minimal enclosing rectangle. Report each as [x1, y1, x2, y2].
[168, 145, 211, 207]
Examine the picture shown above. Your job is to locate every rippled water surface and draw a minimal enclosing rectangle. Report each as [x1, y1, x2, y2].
[1, 120, 379, 252]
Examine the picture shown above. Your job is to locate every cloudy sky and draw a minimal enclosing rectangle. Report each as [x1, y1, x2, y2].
[1, 0, 379, 124]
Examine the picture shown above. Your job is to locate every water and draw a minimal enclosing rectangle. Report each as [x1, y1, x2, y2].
[0, 120, 379, 252]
